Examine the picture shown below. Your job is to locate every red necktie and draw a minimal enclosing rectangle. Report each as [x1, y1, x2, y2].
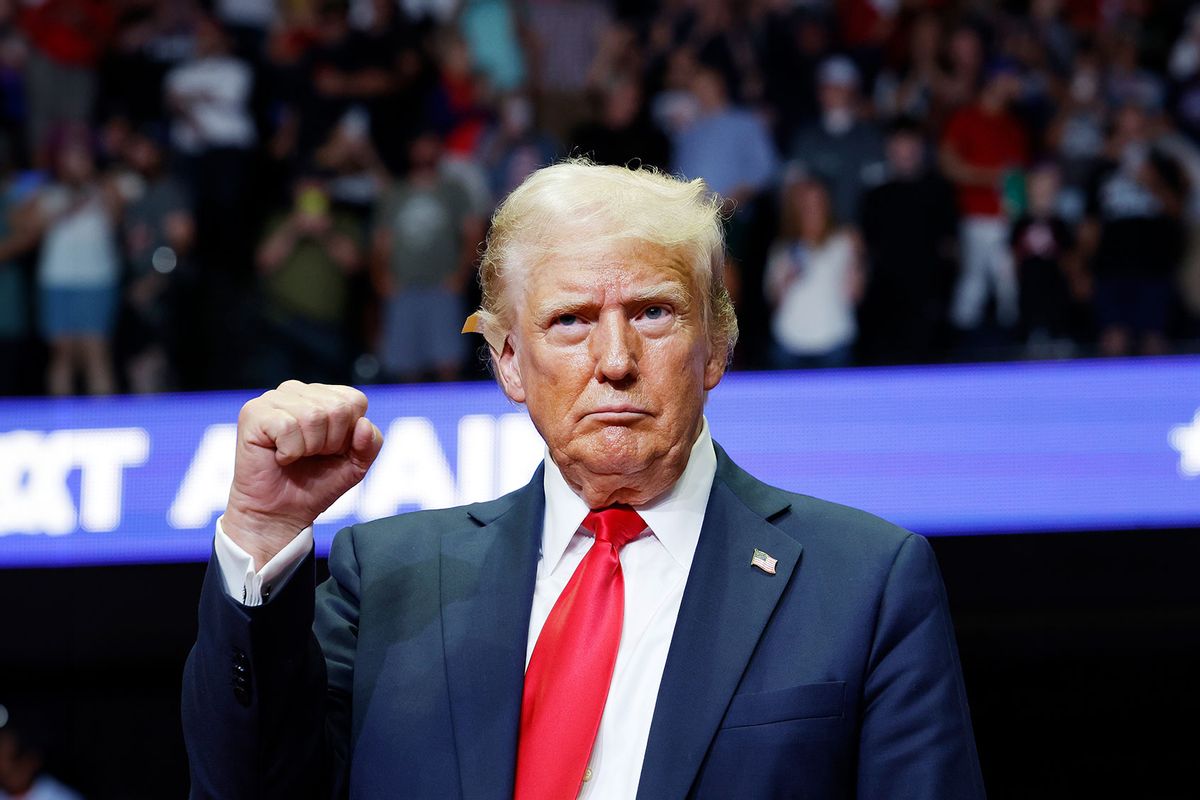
[513, 505, 648, 800]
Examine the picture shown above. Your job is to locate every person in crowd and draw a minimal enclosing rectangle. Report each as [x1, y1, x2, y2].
[859, 117, 959, 364]
[1104, 31, 1165, 113]
[759, 8, 828, 148]
[164, 13, 258, 388]
[163, 13, 256, 268]
[422, 27, 493, 222]
[1028, 0, 1076, 75]
[789, 55, 885, 225]
[670, 61, 778, 209]
[357, 0, 427, 166]
[424, 29, 490, 165]
[97, 0, 200, 129]
[16, 0, 114, 168]
[255, 173, 362, 386]
[1080, 104, 1188, 356]
[1047, 48, 1108, 219]
[669, 55, 777, 305]
[764, 175, 864, 369]
[32, 126, 123, 396]
[935, 23, 986, 114]
[873, 12, 945, 125]
[478, 92, 561, 201]
[0, 714, 82, 800]
[1009, 161, 1080, 355]
[940, 57, 1029, 335]
[570, 75, 671, 170]
[524, 0, 613, 140]
[294, 0, 404, 161]
[119, 125, 194, 394]
[371, 131, 482, 381]
[312, 109, 392, 221]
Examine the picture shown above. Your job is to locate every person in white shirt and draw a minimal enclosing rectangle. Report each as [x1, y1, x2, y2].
[765, 175, 865, 369]
[183, 159, 983, 799]
[163, 15, 258, 382]
[163, 17, 256, 157]
[33, 127, 123, 396]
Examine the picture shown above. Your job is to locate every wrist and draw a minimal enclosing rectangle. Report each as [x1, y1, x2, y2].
[221, 503, 310, 570]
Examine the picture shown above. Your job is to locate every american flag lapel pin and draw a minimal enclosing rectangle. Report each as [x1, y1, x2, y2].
[751, 548, 778, 575]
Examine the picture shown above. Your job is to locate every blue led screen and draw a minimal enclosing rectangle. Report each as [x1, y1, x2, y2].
[1, 357, 1197, 568]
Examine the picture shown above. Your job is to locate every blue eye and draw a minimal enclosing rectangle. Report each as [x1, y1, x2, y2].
[644, 306, 667, 320]
[556, 314, 578, 326]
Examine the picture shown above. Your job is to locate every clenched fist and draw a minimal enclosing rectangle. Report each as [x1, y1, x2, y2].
[222, 381, 384, 569]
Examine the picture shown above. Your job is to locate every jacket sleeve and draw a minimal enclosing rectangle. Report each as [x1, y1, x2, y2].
[856, 533, 987, 799]
[182, 526, 363, 799]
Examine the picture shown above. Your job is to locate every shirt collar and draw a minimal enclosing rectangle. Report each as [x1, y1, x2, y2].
[541, 417, 717, 575]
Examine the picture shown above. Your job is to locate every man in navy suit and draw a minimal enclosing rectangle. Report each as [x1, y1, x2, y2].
[183, 160, 985, 799]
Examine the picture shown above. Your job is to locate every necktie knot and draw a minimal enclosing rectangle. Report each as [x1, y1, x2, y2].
[583, 505, 647, 550]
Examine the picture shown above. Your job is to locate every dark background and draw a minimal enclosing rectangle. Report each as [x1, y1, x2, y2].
[1, 528, 1197, 799]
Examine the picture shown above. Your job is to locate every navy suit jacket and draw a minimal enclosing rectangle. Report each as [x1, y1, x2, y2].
[183, 445, 985, 799]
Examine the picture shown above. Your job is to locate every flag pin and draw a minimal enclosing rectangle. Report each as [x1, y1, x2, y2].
[751, 548, 778, 575]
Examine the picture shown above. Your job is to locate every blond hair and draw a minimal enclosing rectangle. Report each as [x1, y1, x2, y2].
[475, 158, 738, 365]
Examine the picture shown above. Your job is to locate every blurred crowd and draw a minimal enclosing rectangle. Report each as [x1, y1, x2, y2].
[1, 0, 1199, 396]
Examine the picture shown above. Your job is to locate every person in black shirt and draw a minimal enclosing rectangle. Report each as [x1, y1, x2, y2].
[569, 77, 671, 170]
[295, 0, 407, 162]
[858, 117, 958, 364]
[1009, 162, 1079, 354]
[1080, 105, 1187, 357]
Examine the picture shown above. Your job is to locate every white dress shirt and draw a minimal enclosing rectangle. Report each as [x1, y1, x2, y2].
[215, 418, 717, 799]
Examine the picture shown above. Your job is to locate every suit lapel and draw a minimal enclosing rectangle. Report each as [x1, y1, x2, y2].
[636, 448, 802, 800]
[440, 468, 544, 800]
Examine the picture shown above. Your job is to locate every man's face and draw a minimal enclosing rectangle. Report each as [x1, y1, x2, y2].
[886, 132, 924, 177]
[497, 239, 725, 501]
[819, 82, 855, 114]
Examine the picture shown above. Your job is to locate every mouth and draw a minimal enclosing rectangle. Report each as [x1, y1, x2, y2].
[582, 405, 651, 423]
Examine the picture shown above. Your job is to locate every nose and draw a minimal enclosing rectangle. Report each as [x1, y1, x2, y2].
[590, 309, 639, 383]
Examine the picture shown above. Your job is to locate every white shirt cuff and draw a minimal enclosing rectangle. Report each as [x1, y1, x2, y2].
[214, 516, 314, 606]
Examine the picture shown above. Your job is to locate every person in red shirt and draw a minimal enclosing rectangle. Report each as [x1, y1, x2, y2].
[18, 0, 115, 166]
[940, 58, 1028, 332]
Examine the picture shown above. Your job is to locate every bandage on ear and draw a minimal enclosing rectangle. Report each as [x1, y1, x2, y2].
[462, 311, 506, 353]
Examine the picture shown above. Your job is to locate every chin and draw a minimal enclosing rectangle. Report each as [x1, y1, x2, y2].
[571, 426, 653, 475]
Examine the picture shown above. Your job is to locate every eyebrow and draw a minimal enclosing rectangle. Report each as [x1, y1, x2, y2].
[531, 282, 693, 321]
[627, 282, 692, 308]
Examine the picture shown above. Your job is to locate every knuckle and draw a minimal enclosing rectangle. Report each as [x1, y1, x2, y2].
[333, 384, 368, 410]
[329, 399, 356, 422]
[272, 413, 301, 441]
[299, 407, 327, 431]
[238, 396, 268, 424]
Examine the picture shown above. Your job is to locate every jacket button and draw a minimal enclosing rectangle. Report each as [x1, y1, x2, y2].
[232, 647, 252, 706]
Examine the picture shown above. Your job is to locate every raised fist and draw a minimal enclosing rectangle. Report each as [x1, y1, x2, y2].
[222, 381, 384, 568]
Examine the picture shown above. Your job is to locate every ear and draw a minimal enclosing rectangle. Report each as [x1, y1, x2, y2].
[495, 336, 526, 403]
[702, 339, 727, 391]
